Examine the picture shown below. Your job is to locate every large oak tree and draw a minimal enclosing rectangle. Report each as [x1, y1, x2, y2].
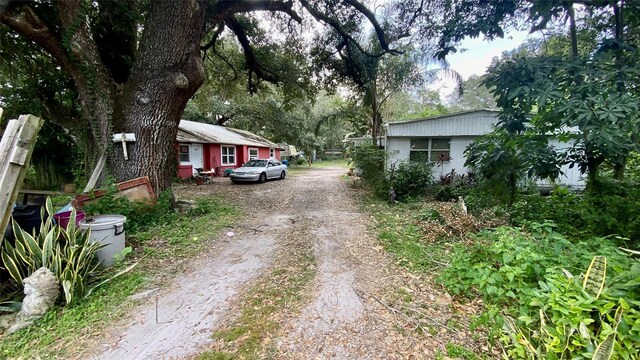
[0, 0, 418, 194]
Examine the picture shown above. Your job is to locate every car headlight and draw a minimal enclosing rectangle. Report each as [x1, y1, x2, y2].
[247, 171, 260, 175]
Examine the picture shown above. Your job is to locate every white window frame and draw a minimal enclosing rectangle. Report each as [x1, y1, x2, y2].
[248, 147, 259, 160]
[221, 145, 236, 165]
[179, 144, 190, 163]
[409, 138, 450, 163]
[269, 148, 275, 159]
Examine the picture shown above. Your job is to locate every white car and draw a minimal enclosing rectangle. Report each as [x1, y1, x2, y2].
[229, 159, 287, 183]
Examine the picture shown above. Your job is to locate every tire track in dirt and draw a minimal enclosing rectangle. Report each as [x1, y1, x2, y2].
[275, 169, 401, 359]
[90, 167, 403, 359]
[93, 235, 276, 360]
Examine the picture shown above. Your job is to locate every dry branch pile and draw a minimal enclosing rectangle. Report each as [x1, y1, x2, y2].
[416, 201, 506, 243]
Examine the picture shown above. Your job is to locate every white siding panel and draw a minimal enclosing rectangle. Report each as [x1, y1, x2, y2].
[385, 136, 476, 177]
[449, 137, 474, 174]
[536, 138, 587, 188]
[385, 110, 587, 188]
[386, 137, 411, 171]
[387, 111, 498, 137]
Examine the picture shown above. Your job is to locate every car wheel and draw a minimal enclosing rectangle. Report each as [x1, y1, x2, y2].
[259, 173, 267, 183]
[279, 171, 286, 180]
[230, 179, 236, 184]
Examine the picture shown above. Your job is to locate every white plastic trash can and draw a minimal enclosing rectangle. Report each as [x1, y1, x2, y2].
[79, 215, 127, 266]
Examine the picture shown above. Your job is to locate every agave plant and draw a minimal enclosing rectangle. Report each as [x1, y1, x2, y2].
[1, 198, 104, 304]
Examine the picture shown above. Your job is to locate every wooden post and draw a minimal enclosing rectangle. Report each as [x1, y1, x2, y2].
[0, 114, 43, 237]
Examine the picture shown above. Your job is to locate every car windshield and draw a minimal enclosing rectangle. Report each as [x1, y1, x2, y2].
[243, 160, 267, 167]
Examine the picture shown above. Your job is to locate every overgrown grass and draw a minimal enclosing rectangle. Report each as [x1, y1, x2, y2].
[132, 198, 240, 258]
[445, 342, 481, 360]
[0, 196, 241, 358]
[358, 193, 488, 359]
[0, 272, 145, 358]
[197, 252, 316, 359]
[362, 197, 453, 273]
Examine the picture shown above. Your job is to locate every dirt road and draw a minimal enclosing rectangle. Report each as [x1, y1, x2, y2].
[89, 167, 428, 359]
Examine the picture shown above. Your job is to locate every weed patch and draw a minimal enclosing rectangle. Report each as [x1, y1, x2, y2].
[440, 223, 640, 358]
[196, 250, 315, 359]
[0, 196, 240, 358]
[0, 272, 145, 358]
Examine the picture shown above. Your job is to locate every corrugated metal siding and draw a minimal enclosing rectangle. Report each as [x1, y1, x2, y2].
[387, 111, 498, 137]
[385, 111, 585, 188]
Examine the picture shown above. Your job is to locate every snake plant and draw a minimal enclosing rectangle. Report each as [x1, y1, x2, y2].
[1, 198, 104, 304]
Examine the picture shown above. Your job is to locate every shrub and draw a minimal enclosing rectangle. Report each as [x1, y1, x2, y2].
[1, 199, 103, 304]
[390, 160, 434, 200]
[351, 143, 387, 195]
[439, 223, 640, 359]
[82, 190, 177, 234]
[626, 152, 640, 183]
[296, 155, 307, 166]
[509, 179, 640, 243]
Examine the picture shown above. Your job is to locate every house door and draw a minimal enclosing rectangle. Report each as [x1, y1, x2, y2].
[190, 144, 204, 170]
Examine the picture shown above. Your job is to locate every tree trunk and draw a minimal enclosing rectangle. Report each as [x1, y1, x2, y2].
[566, 2, 579, 57]
[370, 80, 380, 145]
[108, 1, 207, 193]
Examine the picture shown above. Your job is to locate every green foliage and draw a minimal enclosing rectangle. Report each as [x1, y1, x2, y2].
[296, 155, 308, 166]
[447, 74, 496, 111]
[439, 224, 640, 359]
[1, 198, 103, 304]
[390, 160, 434, 200]
[0, 272, 144, 358]
[82, 189, 176, 234]
[351, 143, 387, 195]
[485, 52, 640, 182]
[465, 129, 563, 205]
[445, 343, 479, 360]
[464, 131, 525, 205]
[626, 152, 640, 183]
[509, 180, 640, 243]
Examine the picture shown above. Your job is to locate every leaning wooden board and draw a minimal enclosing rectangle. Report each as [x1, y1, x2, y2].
[0, 113, 43, 238]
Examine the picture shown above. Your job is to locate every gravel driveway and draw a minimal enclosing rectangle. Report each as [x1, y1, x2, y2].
[89, 166, 431, 359]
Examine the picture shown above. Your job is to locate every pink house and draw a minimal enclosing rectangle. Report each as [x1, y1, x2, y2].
[176, 120, 282, 178]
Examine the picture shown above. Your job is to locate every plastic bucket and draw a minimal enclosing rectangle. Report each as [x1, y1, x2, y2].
[4, 205, 45, 242]
[79, 215, 126, 266]
[53, 210, 85, 228]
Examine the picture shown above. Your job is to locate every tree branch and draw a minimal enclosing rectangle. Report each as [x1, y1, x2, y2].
[0, 3, 76, 75]
[208, 0, 302, 24]
[226, 16, 280, 88]
[342, 0, 399, 51]
[201, 23, 226, 52]
[298, 0, 400, 58]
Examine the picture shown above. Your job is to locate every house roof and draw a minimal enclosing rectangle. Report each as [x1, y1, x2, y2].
[386, 109, 500, 125]
[386, 109, 500, 138]
[177, 120, 279, 148]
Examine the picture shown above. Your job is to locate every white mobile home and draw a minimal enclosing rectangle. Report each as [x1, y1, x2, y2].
[385, 110, 586, 188]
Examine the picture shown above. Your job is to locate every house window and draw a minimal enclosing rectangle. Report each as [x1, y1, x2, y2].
[179, 145, 190, 163]
[409, 138, 450, 162]
[248, 148, 259, 160]
[221, 145, 236, 165]
[269, 148, 275, 159]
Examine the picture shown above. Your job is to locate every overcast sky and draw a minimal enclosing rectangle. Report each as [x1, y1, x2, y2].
[431, 29, 533, 98]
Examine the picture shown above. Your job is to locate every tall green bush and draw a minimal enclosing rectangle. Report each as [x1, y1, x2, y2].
[350, 143, 387, 194]
[510, 180, 640, 243]
[390, 160, 434, 200]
